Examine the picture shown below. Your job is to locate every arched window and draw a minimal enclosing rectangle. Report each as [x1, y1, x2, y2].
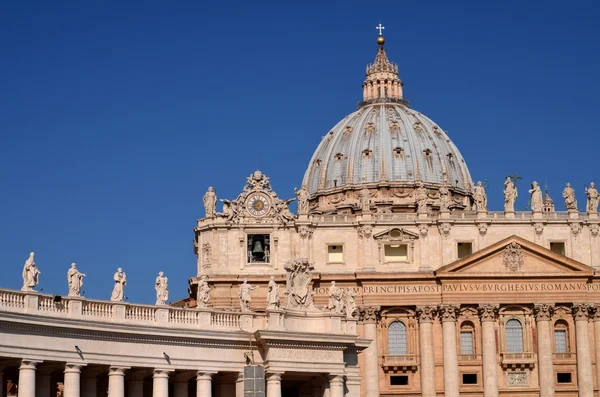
[388, 321, 407, 356]
[505, 319, 524, 353]
[460, 321, 475, 355]
[554, 320, 569, 353]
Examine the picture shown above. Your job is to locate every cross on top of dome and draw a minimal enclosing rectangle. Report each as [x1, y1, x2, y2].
[376, 23, 385, 36]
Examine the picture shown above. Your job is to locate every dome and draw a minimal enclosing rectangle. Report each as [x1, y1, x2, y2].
[301, 34, 474, 214]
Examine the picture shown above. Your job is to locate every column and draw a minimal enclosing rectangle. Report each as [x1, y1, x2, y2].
[439, 304, 460, 397]
[329, 375, 344, 397]
[64, 363, 85, 397]
[478, 304, 499, 397]
[534, 304, 555, 397]
[417, 306, 436, 397]
[107, 367, 127, 397]
[266, 373, 282, 397]
[18, 359, 40, 397]
[573, 303, 594, 397]
[593, 306, 600, 397]
[153, 370, 170, 397]
[174, 379, 189, 397]
[359, 306, 380, 397]
[196, 372, 213, 397]
[235, 372, 244, 397]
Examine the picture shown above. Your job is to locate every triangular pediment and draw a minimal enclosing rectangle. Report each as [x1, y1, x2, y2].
[436, 235, 594, 277]
[373, 228, 419, 241]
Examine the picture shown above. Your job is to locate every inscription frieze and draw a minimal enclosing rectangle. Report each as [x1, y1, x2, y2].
[267, 348, 340, 363]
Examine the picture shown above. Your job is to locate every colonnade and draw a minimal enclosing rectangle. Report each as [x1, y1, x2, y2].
[361, 303, 599, 397]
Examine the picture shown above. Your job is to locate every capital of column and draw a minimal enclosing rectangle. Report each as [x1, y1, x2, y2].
[266, 372, 283, 382]
[329, 374, 345, 385]
[196, 371, 214, 381]
[108, 366, 128, 376]
[359, 306, 381, 324]
[438, 304, 460, 322]
[592, 304, 600, 321]
[19, 359, 41, 370]
[572, 303, 591, 321]
[478, 304, 499, 322]
[153, 369, 171, 379]
[533, 303, 554, 321]
[416, 305, 437, 323]
[65, 363, 86, 373]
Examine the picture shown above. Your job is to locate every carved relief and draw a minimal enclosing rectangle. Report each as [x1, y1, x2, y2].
[438, 304, 459, 322]
[202, 243, 212, 268]
[327, 192, 346, 205]
[390, 187, 412, 198]
[418, 224, 429, 237]
[503, 242, 524, 272]
[533, 303, 554, 321]
[439, 222, 452, 237]
[416, 306, 437, 323]
[507, 372, 527, 385]
[365, 122, 376, 135]
[477, 222, 489, 236]
[298, 226, 314, 240]
[590, 224, 600, 237]
[570, 223, 582, 236]
[478, 304, 499, 322]
[357, 225, 373, 239]
[283, 258, 315, 310]
[533, 223, 544, 235]
[572, 303, 591, 321]
[359, 306, 381, 324]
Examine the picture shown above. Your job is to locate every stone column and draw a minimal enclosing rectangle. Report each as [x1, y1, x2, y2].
[196, 372, 213, 397]
[18, 359, 40, 397]
[266, 373, 282, 397]
[479, 304, 499, 397]
[359, 306, 380, 397]
[64, 364, 85, 397]
[534, 304, 555, 397]
[439, 304, 460, 397]
[235, 372, 244, 397]
[329, 375, 344, 397]
[417, 306, 437, 397]
[593, 306, 600, 397]
[107, 367, 127, 397]
[573, 303, 594, 397]
[152, 370, 170, 397]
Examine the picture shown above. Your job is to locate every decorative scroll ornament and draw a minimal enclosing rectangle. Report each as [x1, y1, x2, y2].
[478, 304, 498, 322]
[298, 225, 313, 240]
[439, 222, 451, 237]
[533, 222, 544, 235]
[591, 224, 600, 238]
[359, 306, 381, 324]
[570, 222, 582, 236]
[418, 224, 429, 237]
[533, 303, 554, 321]
[416, 306, 437, 323]
[572, 303, 591, 321]
[357, 225, 373, 239]
[477, 222, 489, 236]
[438, 304, 459, 322]
[507, 372, 527, 385]
[503, 242, 524, 272]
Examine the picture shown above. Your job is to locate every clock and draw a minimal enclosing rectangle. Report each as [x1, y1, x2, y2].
[246, 194, 270, 217]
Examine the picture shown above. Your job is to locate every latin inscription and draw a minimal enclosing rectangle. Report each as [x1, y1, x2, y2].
[268, 348, 338, 362]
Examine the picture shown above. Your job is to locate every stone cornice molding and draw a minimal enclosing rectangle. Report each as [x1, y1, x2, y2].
[533, 303, 554, 322]
[478, 304, 499, 322]
[572, 303, 591, 321]
[359, 306, 380, 324]
[416, 306, 437, 323]
[438, 304, 460, 322]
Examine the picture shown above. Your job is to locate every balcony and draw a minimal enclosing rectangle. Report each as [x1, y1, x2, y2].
[500, 352, 537, 369]
[553, 352, 576, 364]
[458, 354, 482, 364]
[382, 354, 419, 372]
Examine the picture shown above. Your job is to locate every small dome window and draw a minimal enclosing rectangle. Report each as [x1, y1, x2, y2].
[365, 122, 376, 135]
[393, 147, 404, 158]
[390, 120, 400, 133]
[314, 159, 322, 166]
[362, 149, 373, 159]
[344, 126, 353, 134]
[334, 153, 344, 161]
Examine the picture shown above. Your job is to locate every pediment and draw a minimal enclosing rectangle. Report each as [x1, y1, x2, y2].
[436, 235, 594, 277]
[373, 228, 419, 241]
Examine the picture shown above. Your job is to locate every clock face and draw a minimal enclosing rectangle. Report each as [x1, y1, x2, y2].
[246, 194, 270, 217]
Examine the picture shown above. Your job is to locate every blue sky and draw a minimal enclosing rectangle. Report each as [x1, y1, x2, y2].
[1, 1, 599, 304]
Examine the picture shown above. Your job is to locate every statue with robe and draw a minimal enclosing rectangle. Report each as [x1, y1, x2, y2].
[562, 183, 578, 211]
[345, 288, 357, 318]
[267, 276, 280, 310]
[359, 188, 372, 214]
[328, 281, 344, 314]
[21, 252, 40, 292]
[503, 176, 518, 212]
[473, 181, 487, 211]
[110, 268, 127, 302]
[294, 185, 310, 215]
[203, 187, 217, 217]
[197, 276, 211, 308]
[67, 263, 86, 297]
[238, 279, 257, 312]
[529, 181, 543, 212]
[415, 183, 428, 213]
[155, 271, 168, 305]
[586, 182, 599, 213]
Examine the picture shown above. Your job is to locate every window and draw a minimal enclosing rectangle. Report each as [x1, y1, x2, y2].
[460, 331, 474, 355]
[550, 242, 565, 256]
[557, 373, 572, 383]
[390, 376, 408, 386]
[384, 244, 408, 262]
[247, 234, 270, 263]
[505, 319, 524, 353]
[462, 374, 477, 385]
[327, 245, 344, 263]
[554, 320, 569, 353]
[457, 242, 473, 259]
[388, 321, 407, 356]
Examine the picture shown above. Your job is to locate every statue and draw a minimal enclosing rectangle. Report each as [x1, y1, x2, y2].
[203, 187, 217, 217]
[67, 263, 86, 297]
[21, 252, 40, 292]
[562, 183, 578, 211]
[327, 281, 344, 314]
[529, 181, 543, 212]
[220, 199, 239, 222]
[439, 183, 451, 211]
[197, 276, 211, 308]
[415, 183, 428, 213]
[358, 188, 372, 214]
[586, 182, 599, 213]
[244, 170, 271, 191]
[283, 258, 315, 309]
[503, 176, 518, 212]
[345, 288, 357, 318]
[275, 198, 296, 223]
[294, 185, 310, 215]
[155, 271, 168, 305]
[238, 279, 257, 312]
[473, 181, 487, 211]
[110, 268, 127, 302]
[267, 276, 280, 310]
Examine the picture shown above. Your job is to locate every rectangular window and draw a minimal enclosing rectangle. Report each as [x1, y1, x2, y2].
[247, 234, 271, 263]
[557, 373, 572, 383]
[457, 242, 473, 259]
[460, 331, 474, 355]
[384, 244, 408, 262]
[390, 376, 409, 386]
[550, 242, 565, 256]
[327, 245, 344, 263]
[462, 374, 477, 385]
[554, 330, 567, 353]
